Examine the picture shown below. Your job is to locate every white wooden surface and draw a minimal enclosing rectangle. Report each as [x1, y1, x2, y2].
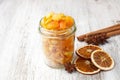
[0, 0, 120, 80]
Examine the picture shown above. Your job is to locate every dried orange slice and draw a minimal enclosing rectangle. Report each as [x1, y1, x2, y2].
[91, 50, 114, 70]
[76, 45, 102, 59]
[74, 57, 100, 74]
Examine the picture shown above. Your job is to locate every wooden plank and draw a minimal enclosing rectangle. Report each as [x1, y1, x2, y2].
[0, 0, 120, 80]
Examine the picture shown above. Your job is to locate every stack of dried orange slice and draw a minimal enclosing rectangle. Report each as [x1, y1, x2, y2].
[74, 45, 114, 74]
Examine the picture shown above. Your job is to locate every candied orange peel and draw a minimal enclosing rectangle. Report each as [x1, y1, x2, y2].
[40, 12, 74, 30]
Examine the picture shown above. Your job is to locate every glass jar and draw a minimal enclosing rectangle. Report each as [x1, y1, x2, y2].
[39, 21, 76, 68]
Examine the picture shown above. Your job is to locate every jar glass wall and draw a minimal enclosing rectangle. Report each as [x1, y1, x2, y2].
[39, 21, 76, 68]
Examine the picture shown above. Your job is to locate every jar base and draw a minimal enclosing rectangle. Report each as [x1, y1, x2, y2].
[44, 59, 64, 69]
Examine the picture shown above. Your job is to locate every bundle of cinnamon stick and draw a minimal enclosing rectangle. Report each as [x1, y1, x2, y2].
[77, 24, 120, 45]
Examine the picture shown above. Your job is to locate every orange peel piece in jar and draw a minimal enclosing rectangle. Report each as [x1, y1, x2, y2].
[40, 12, 74, 30]
[65, 16, 74, 28]
[46, 21, 59, 30]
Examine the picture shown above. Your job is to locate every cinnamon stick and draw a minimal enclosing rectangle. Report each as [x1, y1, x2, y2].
[77, 24, 120, 41]
[107, 29, 120, 37]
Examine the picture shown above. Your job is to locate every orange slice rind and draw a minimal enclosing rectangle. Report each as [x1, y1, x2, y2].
[91, 50, 114, 70]
[74, 57, 100, 74]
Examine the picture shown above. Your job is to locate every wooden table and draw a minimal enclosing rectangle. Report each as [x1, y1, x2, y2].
[0, 0, 120, 80]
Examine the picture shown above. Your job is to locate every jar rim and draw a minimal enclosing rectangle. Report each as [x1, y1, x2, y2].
[39, 19, 76, 38]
